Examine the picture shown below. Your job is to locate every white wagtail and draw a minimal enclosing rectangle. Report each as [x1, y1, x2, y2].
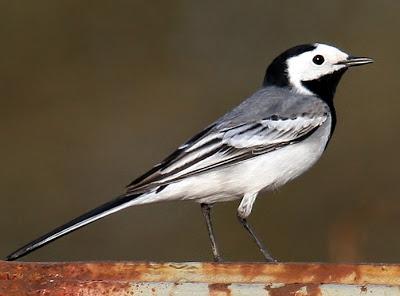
[6, 43, 372, 262]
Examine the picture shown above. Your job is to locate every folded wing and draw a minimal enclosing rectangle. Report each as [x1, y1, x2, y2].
[126, 113, 328, 194]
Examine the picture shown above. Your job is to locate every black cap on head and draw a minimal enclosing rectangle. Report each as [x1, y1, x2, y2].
[263, 44, 316, 87]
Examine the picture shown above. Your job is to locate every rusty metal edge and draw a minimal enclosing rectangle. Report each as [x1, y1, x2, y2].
[2, 281, 400, 296]
[1, 261, 400, 286]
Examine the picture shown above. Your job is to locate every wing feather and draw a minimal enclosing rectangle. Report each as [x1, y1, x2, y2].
[126, 113, 328, 194]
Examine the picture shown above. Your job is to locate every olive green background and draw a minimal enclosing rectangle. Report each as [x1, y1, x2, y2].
[0, 1, 398, 262]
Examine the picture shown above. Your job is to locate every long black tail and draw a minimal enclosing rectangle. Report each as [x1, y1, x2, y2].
[6, 193, 140, 261]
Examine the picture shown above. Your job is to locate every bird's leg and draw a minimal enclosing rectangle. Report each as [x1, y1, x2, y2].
[200, 203, 223, 262]
[237, 215, 277, 262]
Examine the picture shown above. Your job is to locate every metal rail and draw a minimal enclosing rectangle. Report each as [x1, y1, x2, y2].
[1, 261, 400, 295]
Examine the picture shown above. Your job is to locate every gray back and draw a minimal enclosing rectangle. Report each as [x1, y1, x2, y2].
[215, 86, 329, 130]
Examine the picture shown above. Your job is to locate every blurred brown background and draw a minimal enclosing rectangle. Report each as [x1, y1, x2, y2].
[0, 1, 398, 263]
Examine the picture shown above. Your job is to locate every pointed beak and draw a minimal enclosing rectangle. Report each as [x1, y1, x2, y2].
[336, 56, 374, 67]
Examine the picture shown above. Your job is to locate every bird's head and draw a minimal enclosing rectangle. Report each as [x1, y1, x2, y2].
[263, 43, 373, 101]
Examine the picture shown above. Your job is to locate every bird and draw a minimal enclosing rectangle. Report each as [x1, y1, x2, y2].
[6, 43, 373, 262]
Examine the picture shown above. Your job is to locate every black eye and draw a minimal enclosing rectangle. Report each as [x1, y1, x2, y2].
[312, 55, 325, 65]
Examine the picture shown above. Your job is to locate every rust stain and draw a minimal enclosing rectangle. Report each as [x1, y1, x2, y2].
[265, 263, 362, 284]
[0, 280, 132, 296]
[267, 283, 307, 296]
[267, 283, 322, 296]
[237, 262, 271, 281]
[306, 284, 322, 296]
[201, 262, 366, 284]
[208, 283, 231, 296]
[0, 261, 144, 282]
[202, 262, 268, 282]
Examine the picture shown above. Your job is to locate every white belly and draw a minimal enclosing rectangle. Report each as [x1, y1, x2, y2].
[130, 116, 332, 206]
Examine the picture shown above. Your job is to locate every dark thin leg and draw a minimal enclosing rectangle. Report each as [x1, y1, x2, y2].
[237, 215, 277, 262]
[201, 203, 223, 262]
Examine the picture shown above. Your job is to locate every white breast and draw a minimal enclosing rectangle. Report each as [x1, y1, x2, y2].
[246, 115, 332, 192]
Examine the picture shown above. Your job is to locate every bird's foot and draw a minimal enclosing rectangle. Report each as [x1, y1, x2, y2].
[264, 255, 278, 263]
[213, 255, 224, 262]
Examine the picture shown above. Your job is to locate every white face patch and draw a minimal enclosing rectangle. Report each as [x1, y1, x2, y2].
[286, 43, 349, 95]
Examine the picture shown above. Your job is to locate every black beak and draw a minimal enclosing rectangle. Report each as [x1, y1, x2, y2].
[336, 56, 374, 67]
